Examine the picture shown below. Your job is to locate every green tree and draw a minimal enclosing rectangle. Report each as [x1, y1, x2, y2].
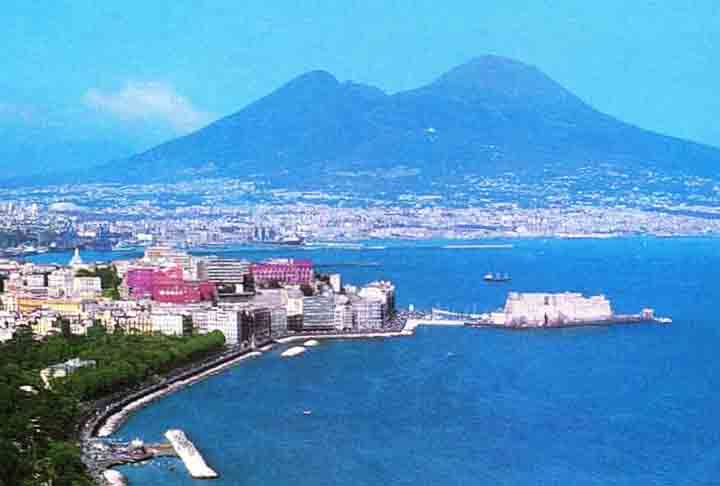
[86, 323, 106, 339]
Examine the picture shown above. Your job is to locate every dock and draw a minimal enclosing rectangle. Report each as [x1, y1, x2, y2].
[165, 429, 218, 479]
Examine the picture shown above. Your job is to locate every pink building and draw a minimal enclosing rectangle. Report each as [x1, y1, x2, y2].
[251, 259, 313, 286]
[152, 281, 216, 304]
[126, 266, 214, 303]
[125, 267, 156, 298]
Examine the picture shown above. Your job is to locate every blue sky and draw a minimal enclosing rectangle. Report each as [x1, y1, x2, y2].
[1, 1, 719, 174]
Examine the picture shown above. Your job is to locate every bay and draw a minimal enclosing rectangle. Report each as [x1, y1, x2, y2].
[32, 238, 720, 484]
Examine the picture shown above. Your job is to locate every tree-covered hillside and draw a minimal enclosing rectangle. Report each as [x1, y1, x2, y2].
[0, 328, 225, 486]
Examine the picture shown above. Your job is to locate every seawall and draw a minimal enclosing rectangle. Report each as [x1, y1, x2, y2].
[94, 350, 263, 438]
[81, 326, 416, 485]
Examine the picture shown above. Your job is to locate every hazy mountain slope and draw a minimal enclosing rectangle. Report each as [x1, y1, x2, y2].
[85, 55, 720, 183]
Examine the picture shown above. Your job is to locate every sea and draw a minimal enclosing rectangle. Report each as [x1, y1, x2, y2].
[30, 238, 720, 485]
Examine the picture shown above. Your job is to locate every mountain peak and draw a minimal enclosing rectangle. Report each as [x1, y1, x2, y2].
[432, 55, 572, 105]
[285, 69, 339, 89]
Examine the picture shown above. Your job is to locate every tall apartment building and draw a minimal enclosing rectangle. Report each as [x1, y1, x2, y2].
[352, 298, 384, 330]
[358, 281, 396, 326]
[252, 289, 289, 335]
[269, 308, 288, 335]
[302, 287, 335, 331]
[204, 258, 251, 284]
[241, 307, 272, 344]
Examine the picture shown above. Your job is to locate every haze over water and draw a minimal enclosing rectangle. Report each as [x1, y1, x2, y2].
[38, 238, 720, 485]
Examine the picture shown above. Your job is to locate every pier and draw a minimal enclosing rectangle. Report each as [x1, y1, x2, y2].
[83, 438, 177, 470]
[165, 429, 218, 479]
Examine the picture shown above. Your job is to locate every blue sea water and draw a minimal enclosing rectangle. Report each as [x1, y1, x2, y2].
[33, 238, 720, 484]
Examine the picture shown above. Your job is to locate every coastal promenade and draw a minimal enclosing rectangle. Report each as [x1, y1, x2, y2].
[81, 322, 419, 485]
[79, 346, 267, 484]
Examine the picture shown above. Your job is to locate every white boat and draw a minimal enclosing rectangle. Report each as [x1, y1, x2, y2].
[483, 272, 511, 282]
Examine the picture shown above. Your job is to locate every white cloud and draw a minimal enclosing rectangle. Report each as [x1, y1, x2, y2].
[84, 81, 214, 133]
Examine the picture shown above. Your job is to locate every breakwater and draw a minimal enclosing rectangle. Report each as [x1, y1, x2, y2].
[165, 429, 218, 479]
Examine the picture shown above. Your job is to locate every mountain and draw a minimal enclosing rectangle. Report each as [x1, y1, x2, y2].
[84, 56, 720, 184]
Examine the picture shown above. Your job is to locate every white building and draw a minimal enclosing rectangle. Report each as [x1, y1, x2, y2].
[334, 294, 353, 331]
[329, 273, 342, 293]
[205, 308, 242, 344]
[204, 258, 250, 285]
[0, 314, 16, 342]
[48, 269, 74, 298]
[151, 313, 185, 336]
[357, 281, 396, 327]
[285, 288, 304, 317]
[72, 277, 102, 299]
[303, 287, 335, 330]
[25, 273, 46, 289]
[40, 357, 96, 389]
[270, 307, 288, 335]
[352, 297, 384, 330]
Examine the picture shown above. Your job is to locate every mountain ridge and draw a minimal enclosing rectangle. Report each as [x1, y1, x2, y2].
[61, 56, 720, 184]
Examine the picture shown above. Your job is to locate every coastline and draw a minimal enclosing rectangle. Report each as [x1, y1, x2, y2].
[79, 346, 267, 485]
[80, 327, 414, 485]
[94, 351, 263, 437]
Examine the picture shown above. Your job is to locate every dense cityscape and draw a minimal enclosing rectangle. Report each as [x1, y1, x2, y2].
[0, 246, 398, 345]
[2, 167, 720, 256]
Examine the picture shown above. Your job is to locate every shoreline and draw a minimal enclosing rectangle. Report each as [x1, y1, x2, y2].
[94, 351, 263, 438]
[80, 327, 414, 485]
[79, 346, 268, 485]
[16, 234, 720, 262]
[92, 331, 411, 437]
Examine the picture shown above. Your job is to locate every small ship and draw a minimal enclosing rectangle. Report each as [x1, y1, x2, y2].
[483, 272, 511, 282]
[275, 235, 305, 246]
[254, 234, 305, 246]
